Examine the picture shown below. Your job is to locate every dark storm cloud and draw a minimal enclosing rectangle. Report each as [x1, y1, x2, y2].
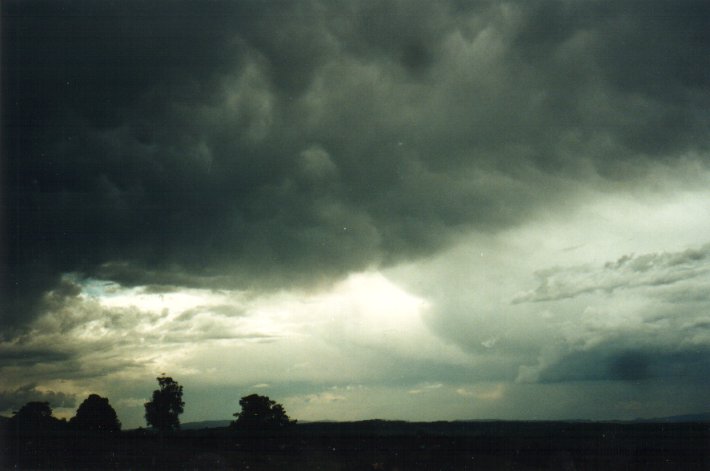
[4, 0, 710, 330]
[0, 384, 76, 411]
[0, 347, 72, 368]
[529, 345, 710, 384]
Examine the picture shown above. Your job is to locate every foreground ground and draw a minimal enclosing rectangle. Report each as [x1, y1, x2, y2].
[2, 420, 708, 470]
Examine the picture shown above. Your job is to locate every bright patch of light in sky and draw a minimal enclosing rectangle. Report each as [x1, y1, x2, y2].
[3, 178, 708, 428]
[95, 286, 216, 315]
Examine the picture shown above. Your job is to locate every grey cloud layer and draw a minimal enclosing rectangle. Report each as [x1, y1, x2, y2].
[4, 0, 710, 330]
[514, 244, 710, 303]
[0, 384, 76, 411]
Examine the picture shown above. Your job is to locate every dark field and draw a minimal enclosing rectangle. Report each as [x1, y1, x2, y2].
[2, 420, 708, 470]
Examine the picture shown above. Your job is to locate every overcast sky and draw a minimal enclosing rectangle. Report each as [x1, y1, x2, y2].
[2, 0, 710, 428]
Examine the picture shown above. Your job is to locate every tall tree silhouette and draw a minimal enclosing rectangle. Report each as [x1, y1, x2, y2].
[232, 394, 295, 431]
[144, 375, 184, 432]
[70, 394, 121, 433]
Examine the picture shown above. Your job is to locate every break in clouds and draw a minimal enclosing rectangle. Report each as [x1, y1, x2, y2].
[2, 0, 710, 425]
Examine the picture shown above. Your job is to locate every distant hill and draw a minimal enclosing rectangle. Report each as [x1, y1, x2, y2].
[150, 412, 710, 432]
[630, 412, 710, 423]
[180, 420, 231, 430]
[125, 412, 710, 430]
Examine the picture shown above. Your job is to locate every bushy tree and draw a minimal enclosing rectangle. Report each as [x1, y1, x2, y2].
[9, 401, 63, 435]
[144, 375, 184, 432]
[70, 394, 121, 433]
[232, 394, 295, 431]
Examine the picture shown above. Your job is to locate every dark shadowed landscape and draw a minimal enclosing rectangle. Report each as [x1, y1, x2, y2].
[2, 418, 709, 470]
[3, 388, 707, 469]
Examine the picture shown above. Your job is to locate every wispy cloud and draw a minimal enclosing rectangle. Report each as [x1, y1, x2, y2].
[514, 245, 710, 303]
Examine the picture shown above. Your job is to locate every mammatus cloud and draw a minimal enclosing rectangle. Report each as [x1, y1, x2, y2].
[4, 0, 710, 332]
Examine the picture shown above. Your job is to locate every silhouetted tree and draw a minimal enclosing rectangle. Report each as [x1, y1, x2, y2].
[144, 375, 184, 432]
[232, 394, 295, 431]
[8, 401, 63, 435]
[70, 394, 121, 433]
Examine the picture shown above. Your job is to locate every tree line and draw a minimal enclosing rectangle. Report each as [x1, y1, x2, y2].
[6, 374, 295, 435]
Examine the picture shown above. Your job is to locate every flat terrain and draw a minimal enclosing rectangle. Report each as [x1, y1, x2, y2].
[2, 420, 708, 470]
